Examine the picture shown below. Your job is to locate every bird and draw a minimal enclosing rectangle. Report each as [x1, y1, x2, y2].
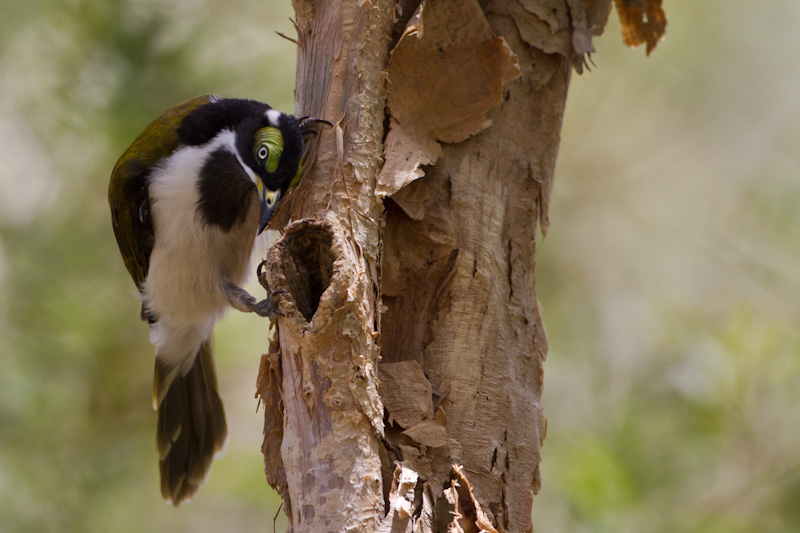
[108, 95, 322, 505]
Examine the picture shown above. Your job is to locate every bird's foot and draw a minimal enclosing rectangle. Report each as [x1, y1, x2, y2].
[253, 290, 289, 318]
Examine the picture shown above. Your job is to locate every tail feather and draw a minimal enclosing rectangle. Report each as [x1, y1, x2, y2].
[154, 339, 227, 506]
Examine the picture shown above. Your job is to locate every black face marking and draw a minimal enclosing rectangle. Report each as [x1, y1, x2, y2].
[275, 113, 303, 189]
[231, 111, 304, 195]
[196, 148, 256, 231]
[178, 99, 272, 147]
[179, 98, 306, 220]
[234, 114, 270, 178]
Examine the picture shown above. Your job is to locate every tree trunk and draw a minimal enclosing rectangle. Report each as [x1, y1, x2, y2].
[256, 0, 616, 531]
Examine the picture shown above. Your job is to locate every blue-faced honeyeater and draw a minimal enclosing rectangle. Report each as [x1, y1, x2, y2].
[108, 95, 320, 505]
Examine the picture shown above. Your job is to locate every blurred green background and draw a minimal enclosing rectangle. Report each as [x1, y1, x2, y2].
[0, 0, 295, 530]
[0, 1, 798, 532]
[536, 3, 800, 533]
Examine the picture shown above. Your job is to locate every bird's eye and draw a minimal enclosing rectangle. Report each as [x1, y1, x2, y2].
[253, 127, 283, 172]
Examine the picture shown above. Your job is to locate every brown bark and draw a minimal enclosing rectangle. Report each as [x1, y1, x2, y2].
[256, 1, 393, 530]
[255, 1, 621, 531]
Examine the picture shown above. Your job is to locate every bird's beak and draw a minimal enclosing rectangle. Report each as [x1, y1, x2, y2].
[257, 180, 280, 235]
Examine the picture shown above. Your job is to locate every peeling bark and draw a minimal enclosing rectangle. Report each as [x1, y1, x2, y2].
[253, 0, 637, 531]
[263, 220, 384, 531]
[256, 1, 393, 530]
[379, 2, 566, 530]
[614, 0, 667, 55]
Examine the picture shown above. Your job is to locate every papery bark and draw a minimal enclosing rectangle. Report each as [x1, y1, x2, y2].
[255, 1, 621, 531]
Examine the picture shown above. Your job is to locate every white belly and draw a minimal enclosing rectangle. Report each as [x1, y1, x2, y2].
[141, 139, 259, 370]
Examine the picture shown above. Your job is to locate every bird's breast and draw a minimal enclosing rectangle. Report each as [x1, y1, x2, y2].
[142, 144, 260, 326]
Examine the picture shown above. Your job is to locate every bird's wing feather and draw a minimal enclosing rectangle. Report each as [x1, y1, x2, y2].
[108, 95, 215, 289]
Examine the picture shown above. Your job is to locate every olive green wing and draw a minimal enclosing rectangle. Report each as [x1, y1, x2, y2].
[108, 95, 214, 290]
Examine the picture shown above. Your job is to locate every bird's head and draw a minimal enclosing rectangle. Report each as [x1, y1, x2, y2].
[174, 98, 326, 234]
[246, 109, 304, 233]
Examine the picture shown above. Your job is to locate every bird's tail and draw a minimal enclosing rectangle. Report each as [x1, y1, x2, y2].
[153, 339, 227, 505]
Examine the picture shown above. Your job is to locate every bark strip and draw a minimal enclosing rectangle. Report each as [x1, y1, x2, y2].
[256, 0, 395, 530]
[256, 1, 623, 531]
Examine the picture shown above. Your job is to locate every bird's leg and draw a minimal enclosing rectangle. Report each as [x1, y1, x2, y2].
[222, 279, 258, 313]
[221, 278, 283, 318]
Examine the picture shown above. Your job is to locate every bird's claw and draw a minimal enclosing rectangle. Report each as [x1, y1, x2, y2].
[253, 290, 290, 319]
[253, 298, 281, 318]
[257, 260, 269, 291]
[254, 261, 289, 318]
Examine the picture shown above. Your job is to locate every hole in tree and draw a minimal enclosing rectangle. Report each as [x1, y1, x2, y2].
[282, 225, 334, 322]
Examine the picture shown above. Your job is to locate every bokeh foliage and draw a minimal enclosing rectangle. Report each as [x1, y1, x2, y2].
[536, 3, 800, 532]
[0, 0, 295, 530]
[1, 1, 799, 532]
